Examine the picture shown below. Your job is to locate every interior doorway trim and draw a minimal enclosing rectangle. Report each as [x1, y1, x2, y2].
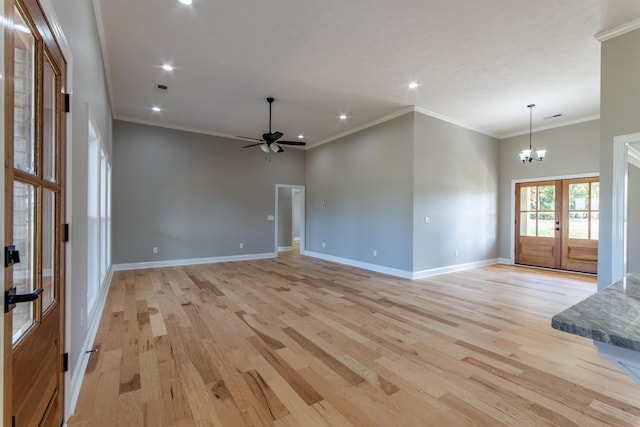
[274, 184, 305, 255]
[611, 133, 640, 287]
[509, 172, 598, 265]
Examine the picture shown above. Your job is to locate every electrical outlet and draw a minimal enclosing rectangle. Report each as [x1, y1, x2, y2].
[322, 242, 326, 248]
[153, 247, 158, 254]
[373, 249, 377, 256]
[239, 243, 244, 249]
[424, 216, 430, 224]
[455, 249, 459, 257]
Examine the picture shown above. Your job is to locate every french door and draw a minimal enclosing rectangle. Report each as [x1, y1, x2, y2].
[3, 0, 67, 426]
[515, 177, 599, 274]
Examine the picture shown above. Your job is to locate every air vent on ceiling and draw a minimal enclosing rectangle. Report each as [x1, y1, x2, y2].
[155, 83, 168, 92]
[544, 113, 562, 119]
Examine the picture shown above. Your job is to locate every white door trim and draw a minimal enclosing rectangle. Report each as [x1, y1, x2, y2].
[611, 133, 640, 287]
[274, 184, 305, 255]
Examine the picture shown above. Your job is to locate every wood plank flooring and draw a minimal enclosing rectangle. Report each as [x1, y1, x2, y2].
[67, 253, 640, 426]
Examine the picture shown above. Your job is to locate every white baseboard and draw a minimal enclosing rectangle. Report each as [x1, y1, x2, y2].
[278, 246, 293, 252]
[305, 252, 500, 280]
[304, 251, 414, 279]
[112, 252, 276, 271]
[412, 258, 500, 279]
[498, 257, 513, 265]
[66, 266, 112, 420]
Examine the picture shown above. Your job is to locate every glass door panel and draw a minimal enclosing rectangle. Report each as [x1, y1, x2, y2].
[12, 181, 36, 344]
[520, 213, 536, 236]
[13, 6, 36, 174]
[538, 213, 556, 237]
[42, 189, 56, 313]
[518, 184, 556, 237]
[567, 182, 599, 240]
[43, 55, 57, 182]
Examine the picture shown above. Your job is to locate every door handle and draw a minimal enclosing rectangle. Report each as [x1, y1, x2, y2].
[4, 288, 43, 313]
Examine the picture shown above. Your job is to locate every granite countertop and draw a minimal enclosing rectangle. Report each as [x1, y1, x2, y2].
[552, 273, 640, 352]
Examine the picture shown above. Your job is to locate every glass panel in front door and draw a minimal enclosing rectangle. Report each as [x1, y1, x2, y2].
[43, 55, 57, 182]
[12, 182, 36, 344]
[13, 6, 36, 175]
[42, 189, 56, 313]
[568, 182, 597, 239]
[519, 184, 555, 237]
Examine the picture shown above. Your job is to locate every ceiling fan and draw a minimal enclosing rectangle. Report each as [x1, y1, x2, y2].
[237, 97, 306, 153]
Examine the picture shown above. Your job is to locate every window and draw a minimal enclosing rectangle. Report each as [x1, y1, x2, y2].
[87, 119, 111, 315]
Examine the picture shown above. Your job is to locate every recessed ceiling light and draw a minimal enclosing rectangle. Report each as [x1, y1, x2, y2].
[298, 134, 304, 139]
[408, 82, 418, 89]
[152, 106, 162, 112]
[162, 64, 174, 72]
[339, 114, 347, 120]
[178, 0, 192, 4]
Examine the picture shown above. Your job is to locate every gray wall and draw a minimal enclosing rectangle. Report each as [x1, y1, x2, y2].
[112, 120, 305, 263]
[600, 28, 640, 289]
[497, 120, 600, 260]
[305, 113, 414, 271]
[49, 0, 113, 410]
[628, 162, 640, 273]
[306, 111, 500, 274]
[278, 187, 293, 248]
[413, 113, 499, 271]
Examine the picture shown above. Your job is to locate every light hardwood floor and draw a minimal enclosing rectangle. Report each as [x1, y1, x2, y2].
[67, 253, 640, 426]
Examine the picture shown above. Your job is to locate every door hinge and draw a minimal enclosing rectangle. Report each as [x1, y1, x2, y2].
[64, 93, 70, 113]
[11, 415, 15, 427]
[63, 223, 70, 242]
[63, 353, 69, 372]
[5, 245, 20, 268]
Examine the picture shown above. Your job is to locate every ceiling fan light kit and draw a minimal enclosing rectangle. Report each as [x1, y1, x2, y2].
[237, 97, 306, 159]
[519, 104, 547, 163]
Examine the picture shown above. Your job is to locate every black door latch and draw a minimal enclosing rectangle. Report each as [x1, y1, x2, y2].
[5, 245, 20, 267]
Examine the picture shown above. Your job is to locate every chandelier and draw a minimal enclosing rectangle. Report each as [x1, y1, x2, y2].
[519, 104, 546, 163]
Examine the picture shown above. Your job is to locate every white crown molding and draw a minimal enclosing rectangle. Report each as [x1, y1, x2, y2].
[115, 115, 284, 144]
[595, 18, 640, 42]
[498, 114, 600, 139]
[310, 107, 415, 148]
[413, 107, 498, 138]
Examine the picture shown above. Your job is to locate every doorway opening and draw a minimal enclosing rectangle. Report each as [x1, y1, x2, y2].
[275, 184, 305, 256]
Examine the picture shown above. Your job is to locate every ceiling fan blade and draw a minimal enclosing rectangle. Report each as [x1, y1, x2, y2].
[243, 142, 264, 148]
[271, 131, 283, 141]
[277, 146, 285, 153]
[237, 135, 264, 142]
[277, 140, 306, 146]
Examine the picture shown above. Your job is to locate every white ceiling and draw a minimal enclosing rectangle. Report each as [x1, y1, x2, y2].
[95, 0, 640, 147]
